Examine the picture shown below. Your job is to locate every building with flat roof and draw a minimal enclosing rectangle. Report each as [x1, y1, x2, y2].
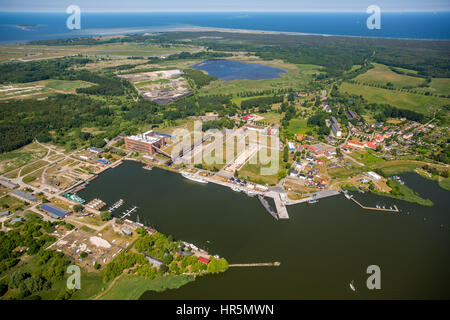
[0, 210, 10, 217]
[0, 177, 19, 189]
[11, 190, 39, 204]
[124, 130, 166, 155]
[88, 147, 103, 154]
[40, 203, 70, 219]
[367, 171, 382, 180]
[330, 117, 342, 137]
[145, 254, 163, 268]
[346, 109, 360, 120]
[288, 142, 296, 151]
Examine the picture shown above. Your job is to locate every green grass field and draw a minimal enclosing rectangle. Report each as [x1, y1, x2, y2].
[438, 177, 450, 191]
[377, 163, 419, 176]
[287, 118, 309, 135]
[260, 111, 284, 125]
[328, 166, 368, 179]
[355, 63, 424, 89]
[429, 78, 450, 96]
[0, 79, 95, 100]
[45, 79, 94, 93]
[383, 180, 433, 207]
[20, 160, 49, 177]
[340, 82, 448, 114]
[0, 142, 47, 175]
[90, 43, 198, 57]
[350, 151, 384, 166]
[238, 147, 283, 185]
[0, 195, 28, 212]
[99, 274, 195, 300]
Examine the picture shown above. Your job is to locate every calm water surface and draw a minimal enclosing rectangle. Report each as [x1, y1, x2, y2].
[77, 162, 450, 299]
[190, 59, 286, 81]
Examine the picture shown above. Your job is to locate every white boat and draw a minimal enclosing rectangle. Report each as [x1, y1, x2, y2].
[231, 186, 241, 192]
[245, 190, 257, 197]
[181, 172, 208, 184]
[350, 280, 356, 292]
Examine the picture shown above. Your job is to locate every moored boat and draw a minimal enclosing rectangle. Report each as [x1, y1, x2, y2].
[181, 172, 208, 184]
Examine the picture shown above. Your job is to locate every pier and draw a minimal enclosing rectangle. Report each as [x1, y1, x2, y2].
[349, 197, 399, 213]
[120, 206, 138, 219]
[271, 192, 289, 219]
[258, 195, 279, 220]
[229, 262, 281, 267]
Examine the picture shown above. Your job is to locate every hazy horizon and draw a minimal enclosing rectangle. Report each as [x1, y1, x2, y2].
[1, 0, 449, 13]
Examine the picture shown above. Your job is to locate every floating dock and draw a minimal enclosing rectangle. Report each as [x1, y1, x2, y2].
[86, 198, 106, 210]
[349, 196, 399, 213]
[108, 199, 124, 213]
[120, 206, 138, 219]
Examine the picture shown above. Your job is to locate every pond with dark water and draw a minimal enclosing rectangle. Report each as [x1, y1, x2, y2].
[190, 59, 286, 81]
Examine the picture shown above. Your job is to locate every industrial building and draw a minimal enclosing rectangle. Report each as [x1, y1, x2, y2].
[10, 189, 39, 204]
[0, 177, 19, 189]
[39, 203, 70, 219]
[124, 130, 166, 155]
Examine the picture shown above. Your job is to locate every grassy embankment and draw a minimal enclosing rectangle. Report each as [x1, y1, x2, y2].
[97, 274, 195, 300]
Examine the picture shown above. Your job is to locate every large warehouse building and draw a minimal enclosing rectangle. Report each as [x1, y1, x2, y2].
[40, 203, 70, 219]
[124, 130, 166, 155]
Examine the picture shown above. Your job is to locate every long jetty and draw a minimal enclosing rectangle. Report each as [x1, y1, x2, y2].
[229, 262, 281, 267]
[258, 195, 279, 220]
[120, 206, 138, 219]
[349, 197, 399, 213]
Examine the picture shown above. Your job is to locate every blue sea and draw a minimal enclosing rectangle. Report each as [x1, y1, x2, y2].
[0, 12, 449, 44]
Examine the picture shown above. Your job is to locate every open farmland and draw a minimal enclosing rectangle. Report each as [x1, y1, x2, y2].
[339, 81, 449, 114]
[355, 63, 424, 89]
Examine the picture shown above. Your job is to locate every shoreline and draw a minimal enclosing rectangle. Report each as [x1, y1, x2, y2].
[2, 20, 450, 46]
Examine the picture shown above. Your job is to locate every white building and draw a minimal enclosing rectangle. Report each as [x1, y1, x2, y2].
[367, 171, 382, 180]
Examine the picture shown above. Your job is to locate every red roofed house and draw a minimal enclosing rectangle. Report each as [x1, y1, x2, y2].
[348, 140, 365, 149]
[198, 256, 210, 265]
[365, 141, 377, 150]
[297, 134, 304, 141]
[305, 144, 317, 153]
[375, 135, 384, 142]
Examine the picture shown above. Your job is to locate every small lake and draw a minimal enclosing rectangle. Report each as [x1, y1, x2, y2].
[190, 59, 287, 81]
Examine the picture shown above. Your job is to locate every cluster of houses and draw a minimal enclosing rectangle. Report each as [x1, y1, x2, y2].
[286, 143, 334, 189]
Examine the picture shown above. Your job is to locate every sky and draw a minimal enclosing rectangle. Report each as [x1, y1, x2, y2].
[1, 0, 449, 13]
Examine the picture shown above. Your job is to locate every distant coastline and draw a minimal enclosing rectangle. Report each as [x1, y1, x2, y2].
[0, 11, 449, 44]
[170, 26, 450, 42]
